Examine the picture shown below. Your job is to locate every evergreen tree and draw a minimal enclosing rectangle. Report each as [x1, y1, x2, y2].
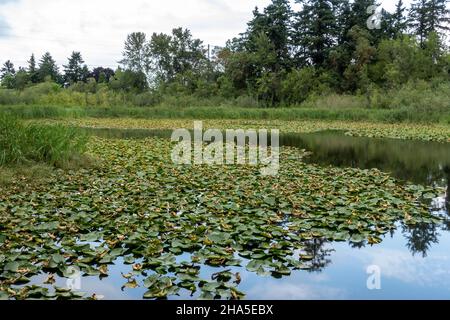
[0, 60, 15, 78]
[64, 51, 88, 84]
[410, 0, 432, 45]
[28, 54, 40, 83]
[294, 0, 337, 68]
[0, 60, 16, 88]
[426, 0, 450, 37]
[392, 0, 408, 38]
[349, 0, 378, 31]
[81, 65, 90, 82]
[244, 0, 293, 70]
[410, 0, 450, 46]
[335, 0, 353, 46]
[28, 54, 36, 73]
[38, 52, 60, 83]
[260, 0, 293, 69]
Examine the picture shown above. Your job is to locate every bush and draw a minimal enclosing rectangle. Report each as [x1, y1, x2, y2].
[0, 89, 19, 105]
[132, 91, 162, 107]
[234, 95, 260, 108]
[302, 94, 366, 109]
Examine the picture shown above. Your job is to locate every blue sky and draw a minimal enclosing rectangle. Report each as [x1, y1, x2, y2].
[0, 0, 413, 69]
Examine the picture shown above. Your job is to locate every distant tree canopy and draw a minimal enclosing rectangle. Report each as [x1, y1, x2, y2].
[1, 0, 449, 106]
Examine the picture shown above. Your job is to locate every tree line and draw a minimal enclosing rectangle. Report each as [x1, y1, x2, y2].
[1, 0, 449, 107]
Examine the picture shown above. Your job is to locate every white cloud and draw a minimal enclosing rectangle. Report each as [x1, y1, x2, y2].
[246, 279, 347, 300]
[0, 0, 414, 69]
[360, 248, 450, 287]
[0, 0, 272, 68]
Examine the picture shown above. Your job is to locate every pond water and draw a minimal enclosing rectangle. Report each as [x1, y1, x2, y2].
[68, 127, 450, 300]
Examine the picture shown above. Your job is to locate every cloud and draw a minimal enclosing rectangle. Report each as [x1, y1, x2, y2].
[246, 280, 347, 300]
[0, 0, 415, 68]
[0, 16, 10, 37]
[0, 0, 272, 68]
[360, 248, 450, 287]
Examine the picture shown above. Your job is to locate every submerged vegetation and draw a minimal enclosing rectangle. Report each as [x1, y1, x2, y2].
[0, 137, 441, 300]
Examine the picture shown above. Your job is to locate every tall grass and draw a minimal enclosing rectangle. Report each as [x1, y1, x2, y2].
[0, 114, 88, 166]
[1, 104, 449, 124]
[0, 81, 449, 124]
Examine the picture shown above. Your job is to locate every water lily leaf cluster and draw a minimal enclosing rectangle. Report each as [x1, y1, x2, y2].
[0, 137, 440, 299]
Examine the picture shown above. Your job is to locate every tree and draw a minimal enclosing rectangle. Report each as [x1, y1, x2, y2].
[244, 0, 293, 70]
[1, 60, 15, 78]
[148, 28, 208, 88]
[148, 32, 174, 83]
[426, 0, 450, 38]
[169, 27, 208, 80]
[294, 0, 337, 68]
[14, 67, 30, 90]
[0, 60, 16, 88]
[38, 52, 61, 83]
[349, 0, 378, 30]
[410, 0, 430, 46]
[120, 32, 151, 77]
[1, 60, 16, 88]
[109, 68, 148, 93]
[410, 0, 450, 46]
[392, 0, 408, 38]
[64, 51, 89, 84]
[374, 36, 425, 86]
[28, 54, 39, 83]
[89, 67, 115, 83]
[343, 27, 377, 94]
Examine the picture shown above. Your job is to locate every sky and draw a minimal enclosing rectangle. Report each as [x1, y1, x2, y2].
[0, 0, 412, 69]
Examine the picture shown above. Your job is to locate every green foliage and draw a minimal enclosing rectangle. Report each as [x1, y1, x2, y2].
[409, 0, 450, 46]
[0, 113, 88, 166]
[37, 52, 61, 84]
[63, 51, 89, 84]
[281, 67, 332, 104]
[109, 68, 148, 93]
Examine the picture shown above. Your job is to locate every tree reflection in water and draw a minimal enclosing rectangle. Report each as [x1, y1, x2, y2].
[402, 223, 440, 258]
[301, 238, 334, 272]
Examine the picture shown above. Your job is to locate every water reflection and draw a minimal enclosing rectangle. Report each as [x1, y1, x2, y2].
[301, 239, 334, 273]
[402, 223, 440, 258]
[280, 131, 450, 189]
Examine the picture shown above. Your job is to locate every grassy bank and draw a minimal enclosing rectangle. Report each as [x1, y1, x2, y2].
[1, 104, 450, 124]
[1, 80, 449, 124]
